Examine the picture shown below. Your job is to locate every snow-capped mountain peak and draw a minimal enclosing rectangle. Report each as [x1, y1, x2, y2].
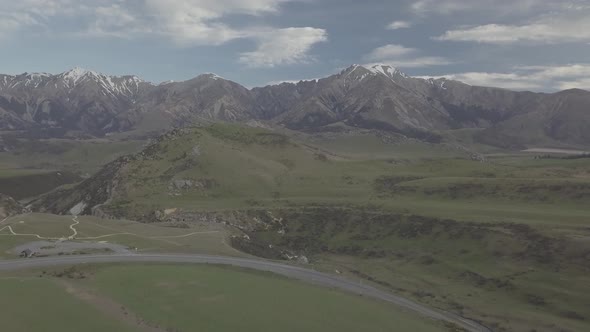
[61, 67, 99, 82]
[52, 68, 151, 98]
[343, 64, 409, 82]
[365, 64, 408, 79]
[204, 73, 225, 80]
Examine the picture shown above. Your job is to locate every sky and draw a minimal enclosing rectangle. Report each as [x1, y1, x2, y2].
[0, 0, 589, 91]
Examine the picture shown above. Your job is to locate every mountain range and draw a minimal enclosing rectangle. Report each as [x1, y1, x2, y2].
[1, 65, 589, 148]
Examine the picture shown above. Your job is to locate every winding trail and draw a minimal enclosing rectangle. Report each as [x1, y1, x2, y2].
[68, 216, 79, 239]
[0, 215, 219, 241]
[0, 215, 81, 240]
[0, 225, 51, 240]
[0, 254, 491, 332]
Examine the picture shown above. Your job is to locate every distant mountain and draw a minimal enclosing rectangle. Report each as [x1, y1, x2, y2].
[104, 73, 258, 133]
[254, 64, 590, 147]
[0, 67, 152, 136]
[1, 65, 589, 147]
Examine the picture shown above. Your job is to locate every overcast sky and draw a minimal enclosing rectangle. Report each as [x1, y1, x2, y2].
[0, 0, 589, 91]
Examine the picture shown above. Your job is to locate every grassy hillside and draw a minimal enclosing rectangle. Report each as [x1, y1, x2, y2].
[233, 207, 590, 332]
[36, 124, 590, 224]
[0, 138, 143, 175]
[0, 137, 144, 202]
[30, 123, 590, 331]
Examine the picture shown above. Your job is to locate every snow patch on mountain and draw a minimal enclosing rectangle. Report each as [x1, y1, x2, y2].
[266, 78, 319, 86]
[60, 67, 100, 85]
[342, 64, 409, 83]
[365, 64, 408, 79]
[0, 67, 152, 101]
[203, 73, 225, 81]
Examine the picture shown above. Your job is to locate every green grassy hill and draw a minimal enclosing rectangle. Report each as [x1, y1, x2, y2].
[30, 123, 590, 331]
[35, 123, 590, 222]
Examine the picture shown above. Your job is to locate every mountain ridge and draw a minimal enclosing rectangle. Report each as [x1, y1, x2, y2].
[1, 65, 589, 147]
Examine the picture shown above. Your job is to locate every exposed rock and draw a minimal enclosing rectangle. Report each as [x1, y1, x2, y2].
[0, 193, 26, 218]
[297, 255, 310, 264]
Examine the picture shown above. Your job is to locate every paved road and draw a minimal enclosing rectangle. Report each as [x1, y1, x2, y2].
[0, 254, 491, 332]
[522, 148, 589, 155]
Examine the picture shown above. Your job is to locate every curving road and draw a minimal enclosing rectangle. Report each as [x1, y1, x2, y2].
[0, 254, 491, 332]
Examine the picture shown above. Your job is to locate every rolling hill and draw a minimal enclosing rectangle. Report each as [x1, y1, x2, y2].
[28, 122, 590, 332]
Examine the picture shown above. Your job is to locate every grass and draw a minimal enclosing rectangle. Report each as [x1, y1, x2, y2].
[0, 213, 240, 258]
[76, 124, 590, 229]
[0, 169, 81, 200]
[4, 123, 590, 332]
[306, 132, 468, 159]
[0, 277, 140, 332]
[88, 264, 446, 332]
[0, 138, 142, 200]
[318, 255, 590, 332]
[0, 138, 143, 175]
[235, 207, 590, 332]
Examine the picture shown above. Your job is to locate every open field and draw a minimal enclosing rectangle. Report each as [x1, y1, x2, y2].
[0, 264, 448, 332]
[0, 169, 80, 200]
[0, 138, 144, 175]
[0, 277, 140, 332]
[0, 213, 240, 258]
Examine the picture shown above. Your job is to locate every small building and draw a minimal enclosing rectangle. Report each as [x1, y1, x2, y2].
[20, 249, 34, 258]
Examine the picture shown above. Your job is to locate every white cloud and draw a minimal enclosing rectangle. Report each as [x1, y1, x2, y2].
[139, 0, 287, 45]
[80, 0, 291, 45]
[386, 21, 412, 30]
[420, 72, 545, 90]
[421, 64, 590, 91]
[239, 27, 328, 68]
[409, 0, 571, 16]
[0, 0, 70, 37]
[556, 78, 590, 90]
[0, 13, 39, 38]
[435, 4, 590, 44]
[367, 44, 416, 59]
[0, 0, 290, 45]
[87, 4, 142, 38]
[364, 44, 452, 68]
[0, 0, 327, 68]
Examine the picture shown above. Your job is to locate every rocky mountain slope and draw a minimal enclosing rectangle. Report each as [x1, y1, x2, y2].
[0, 193, 25, 219]
[0, 68, 152, 136]
[1, 65, 589, 147]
